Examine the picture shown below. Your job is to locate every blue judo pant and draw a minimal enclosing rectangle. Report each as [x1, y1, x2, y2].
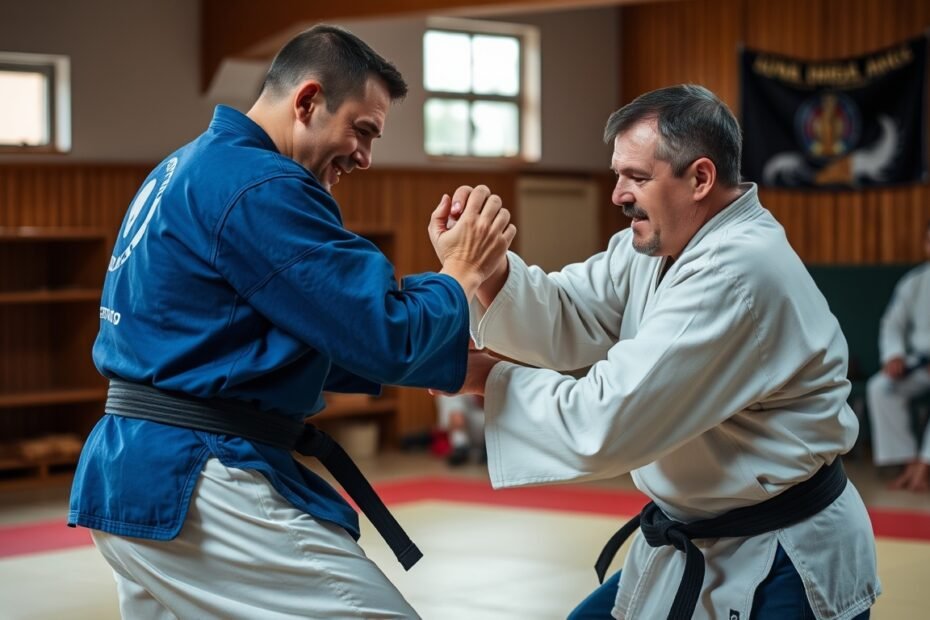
[568, 544, 870, 619]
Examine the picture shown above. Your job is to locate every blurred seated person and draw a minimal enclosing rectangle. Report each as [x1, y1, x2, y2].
[435, 394, 485, 466]
[867, 221, 930, 492]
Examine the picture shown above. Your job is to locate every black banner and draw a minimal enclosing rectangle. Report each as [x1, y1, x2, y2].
[740, 35, 928, 190]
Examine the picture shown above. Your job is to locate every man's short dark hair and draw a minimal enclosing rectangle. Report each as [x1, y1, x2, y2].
[604, 84, 742, 187]
[260, 25, 408, 110]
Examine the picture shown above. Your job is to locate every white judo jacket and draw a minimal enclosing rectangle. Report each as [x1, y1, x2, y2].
[879, 262, 930, 364]
[471, 184, 880, 619]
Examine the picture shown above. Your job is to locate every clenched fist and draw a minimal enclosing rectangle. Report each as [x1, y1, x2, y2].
[429, 185, 516, 299]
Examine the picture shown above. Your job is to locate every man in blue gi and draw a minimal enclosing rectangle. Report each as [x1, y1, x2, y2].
[69, 25, 514, 618]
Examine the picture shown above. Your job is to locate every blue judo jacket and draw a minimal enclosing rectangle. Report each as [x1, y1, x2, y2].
[69, 106, 469, 540]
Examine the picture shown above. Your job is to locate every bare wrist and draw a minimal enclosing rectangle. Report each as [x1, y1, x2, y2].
[477, 259, 509, 308]
[478, 361, 498, 396]
[441, 261, 483, 300]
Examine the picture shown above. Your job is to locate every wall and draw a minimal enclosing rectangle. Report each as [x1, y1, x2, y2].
[0, 0, 212, 163]
[619, 0, 930, 263]
[0, 0, 621, 438]
[11, 0, 927, 434]
[338, 7, 619, 171]
[0, 0, 619, 171]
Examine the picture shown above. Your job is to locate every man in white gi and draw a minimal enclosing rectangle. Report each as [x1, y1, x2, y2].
[435, 85, 879, 619]
[866, 222, 930, 492]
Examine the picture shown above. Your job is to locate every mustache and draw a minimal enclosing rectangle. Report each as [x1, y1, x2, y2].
[622, 203, 648, 219]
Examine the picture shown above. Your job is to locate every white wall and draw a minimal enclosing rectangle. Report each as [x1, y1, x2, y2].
[0, 0, 619, 170]
[339, 7, 619, 171]
[0, 0, 212, 163]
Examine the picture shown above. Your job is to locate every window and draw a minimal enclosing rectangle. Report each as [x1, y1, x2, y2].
[0, 52, 71, 153]
[423, 18, 539, 161]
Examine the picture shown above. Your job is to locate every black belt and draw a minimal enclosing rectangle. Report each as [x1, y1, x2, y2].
[105, 379, 422, 570]
[905, 354, 930, 377]
[594, 459, 847, 620]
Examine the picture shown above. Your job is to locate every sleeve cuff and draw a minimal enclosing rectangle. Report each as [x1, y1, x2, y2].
[470, 252, 522, 349]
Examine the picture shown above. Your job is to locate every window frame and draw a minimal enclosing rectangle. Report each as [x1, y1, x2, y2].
[0, 52, 71, 154]
[423, 17, 540, 164]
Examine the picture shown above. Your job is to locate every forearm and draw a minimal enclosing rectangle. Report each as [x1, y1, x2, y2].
[470, 253, 620, 370]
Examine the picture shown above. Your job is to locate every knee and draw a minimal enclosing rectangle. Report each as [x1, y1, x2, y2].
[567, 571, 621, 620]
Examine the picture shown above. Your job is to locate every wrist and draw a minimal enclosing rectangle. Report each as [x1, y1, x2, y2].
[477, 258, 509, 308]
[441, 260, 483, 300]
[471, 358, 499, 396]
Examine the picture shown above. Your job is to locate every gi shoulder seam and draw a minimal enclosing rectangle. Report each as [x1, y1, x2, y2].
[238, 243, 329, 301]
[209, 171, 322, 267]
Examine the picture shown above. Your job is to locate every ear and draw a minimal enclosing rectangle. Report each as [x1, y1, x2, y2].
[293, 80, 323, 124]
[690, 157, 716, 201]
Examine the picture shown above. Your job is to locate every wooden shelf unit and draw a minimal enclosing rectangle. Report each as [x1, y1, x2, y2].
[0, 456, 78, 490]
[0, 222, 409, 483]
[0, 227, 111, 489]
[315, 395, 397, 420]
[0, 289, 103, 305]
[0, 387, 109, 409]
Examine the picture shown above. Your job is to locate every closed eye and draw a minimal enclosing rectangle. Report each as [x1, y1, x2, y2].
[612, 165, 652, 184]
[355, 121, 382, 139]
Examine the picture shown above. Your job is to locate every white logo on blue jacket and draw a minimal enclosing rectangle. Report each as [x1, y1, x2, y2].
[108, 157, 178, 272]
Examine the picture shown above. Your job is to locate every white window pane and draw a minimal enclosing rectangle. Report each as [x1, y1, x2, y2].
[472, 35, 520, 96]
[425, 99, 470, 156]
[471, 101, 519, 157]
[0, 71, 49, 146]
[424, 31, 471, 93]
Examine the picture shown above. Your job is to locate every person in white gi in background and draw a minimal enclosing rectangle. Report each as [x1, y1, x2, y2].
[433, 85, 879, 619]
[435, 394, 486, 466]
[866, 221, 930, 492]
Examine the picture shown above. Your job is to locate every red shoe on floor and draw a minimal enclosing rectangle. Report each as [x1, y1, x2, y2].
[430, 429, 451, 457]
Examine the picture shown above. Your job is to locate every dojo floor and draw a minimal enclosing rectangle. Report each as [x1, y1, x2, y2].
[1, 453, 928, 619]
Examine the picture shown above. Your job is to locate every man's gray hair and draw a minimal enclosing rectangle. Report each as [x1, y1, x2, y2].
[604, 84, 742, 187]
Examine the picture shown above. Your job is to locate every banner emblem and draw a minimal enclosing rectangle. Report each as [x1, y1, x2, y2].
[741, 35, 927, 190]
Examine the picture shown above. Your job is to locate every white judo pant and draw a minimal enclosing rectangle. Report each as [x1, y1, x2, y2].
[867, 369, 930, 466]
[91, 458, 419, 619]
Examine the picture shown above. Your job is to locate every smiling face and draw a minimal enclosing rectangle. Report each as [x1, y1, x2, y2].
[610, 119, 704, 258]
[292, 76, 390, 192]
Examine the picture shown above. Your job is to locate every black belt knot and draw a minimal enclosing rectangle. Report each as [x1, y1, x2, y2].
[104, 379, 422, 571]
[296, 425, 335, 459]
[641, 503, 690, 551]
[594, 459, 847, 620]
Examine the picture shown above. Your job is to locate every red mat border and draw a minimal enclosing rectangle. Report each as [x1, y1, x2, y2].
[2, 476, 929, 559]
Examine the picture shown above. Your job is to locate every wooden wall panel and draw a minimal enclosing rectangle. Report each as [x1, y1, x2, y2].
[619, 0, 930, 263]
[0, 165, 151, 229]
[10, 0, 928, 438]
[620, 0, 744, 110]
[0, 164, 612, 439]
